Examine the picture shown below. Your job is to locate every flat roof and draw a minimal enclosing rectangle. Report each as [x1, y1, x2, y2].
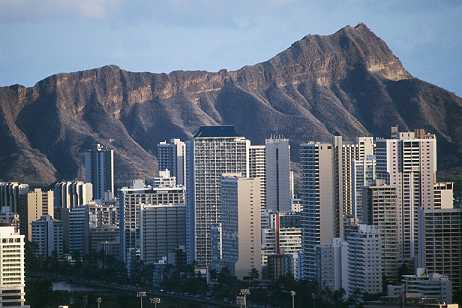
[193, 125, 239, 138]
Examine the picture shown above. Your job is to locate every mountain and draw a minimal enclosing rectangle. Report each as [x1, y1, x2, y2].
[1, 23, 462, 184]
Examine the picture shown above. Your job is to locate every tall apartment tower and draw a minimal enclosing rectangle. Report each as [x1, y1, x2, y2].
[261, 211, 302, 279]
[119, 181, 185, 263]
[0, 225, 26, 307]
[0, 182, 29, 213]
[334, 136, 375, 220]
[186, 126, 250, 267]
[68, 206, 90, 256]
[352, 155, 376, 222]
[364, 180, 402, 281]
[315, 238, 348, 291]
[157, 138, 186, 186]
[249, 145, 266, 212]
[344, 224, 383, 296]
[20, 188, 54, 241]
[418, 206, 462, 295]
[83, 143, 114, 200]
[140, 203, 186, 264]
[300, 142, 336, 280]
[265, 137, 291, 213]
[54, 181, 93, 210]
[376, 128, 437, 261]
[220, 175, 261, 279]
[31, 215, 64, 258]
[335, 137, 358, 222]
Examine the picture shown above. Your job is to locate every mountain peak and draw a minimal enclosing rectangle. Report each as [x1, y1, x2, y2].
[0, 24, 460, 184]
[267, 22, 411, 85]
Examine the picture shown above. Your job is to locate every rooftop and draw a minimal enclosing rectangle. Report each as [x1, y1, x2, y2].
[193, 125, 240, 138]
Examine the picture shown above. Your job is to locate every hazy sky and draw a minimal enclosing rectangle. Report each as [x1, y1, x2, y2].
[1, 0, 461, 96]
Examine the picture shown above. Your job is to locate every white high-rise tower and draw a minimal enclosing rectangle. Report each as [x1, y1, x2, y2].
[186, 126, 250, 267]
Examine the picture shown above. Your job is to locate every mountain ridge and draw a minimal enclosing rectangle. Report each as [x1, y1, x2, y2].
[1, 23, 461, 184]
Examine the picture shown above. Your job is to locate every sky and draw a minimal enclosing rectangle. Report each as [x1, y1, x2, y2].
[0, 0, 461, 96]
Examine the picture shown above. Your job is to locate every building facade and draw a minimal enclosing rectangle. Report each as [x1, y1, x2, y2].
[20, 188, 54, 241]
[83, 143, 114, 200]
[0, 182, 29, 213]
[54, 181, 93, 210]
[300, 142, 336, 280]
[376, 128, 437, 261]
[249, 145, 266, 214]
[157, 138, 186, 186]
[265, 137, 291, 213]
[140, 203, 185, 264]
[186, 126, 250, 266]
[418, 207, 461, 295]
[68, 206, 90, 256]
[31, 215, 64, 258]
[119, 182, 185, 263]
[220, 175, 261, 279]
[344, 224, 383, 296]
[0, 225, 26, 307]
[364, 180, 402, 281]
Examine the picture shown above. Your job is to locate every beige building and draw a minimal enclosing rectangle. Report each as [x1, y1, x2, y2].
[433, 182, 454, 209]
[249, 145, 266, 212]
[0, 225, 26, 307]
[376, 128, 437, 261]
[364, 180, 402, 281]
[20, 188, 54, 241]
[300, 142, 336, 280]
[220, 175, 261, 279]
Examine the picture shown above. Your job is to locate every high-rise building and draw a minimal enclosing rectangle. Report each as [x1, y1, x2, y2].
[31, 215, 64, 258]
[344, 224, 383, 296]
[335, 137, 359, 221]
[0, 182, 29, 213]
[157, 138, 186, 186]
[186, 126, 250, 266]
[418, 206, 462, 295]
[119, 182, 185, 263]
[0, 225, 26, 307]
[249, 145, 266, 213]
[352, 155, 376, 222]
[68, 206, 90, 256]
[376, 128, 437, 261]
[315, 238, 348, 291]
[19, 188, 54, 241]
[364, 180, 402, 281]
[265, 137, 291, 213]
[334, 137, 375, 223]
[140, 203, 185, 264]
[54, 181, 93, 210]
[300, 142, 336, 280]
[219, 175, 261, 279]
[83, 143, 114, 200]
[261, 211, 302, 279]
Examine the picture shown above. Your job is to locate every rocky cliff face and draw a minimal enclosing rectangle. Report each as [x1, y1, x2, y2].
[1, 23, 461, 184]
